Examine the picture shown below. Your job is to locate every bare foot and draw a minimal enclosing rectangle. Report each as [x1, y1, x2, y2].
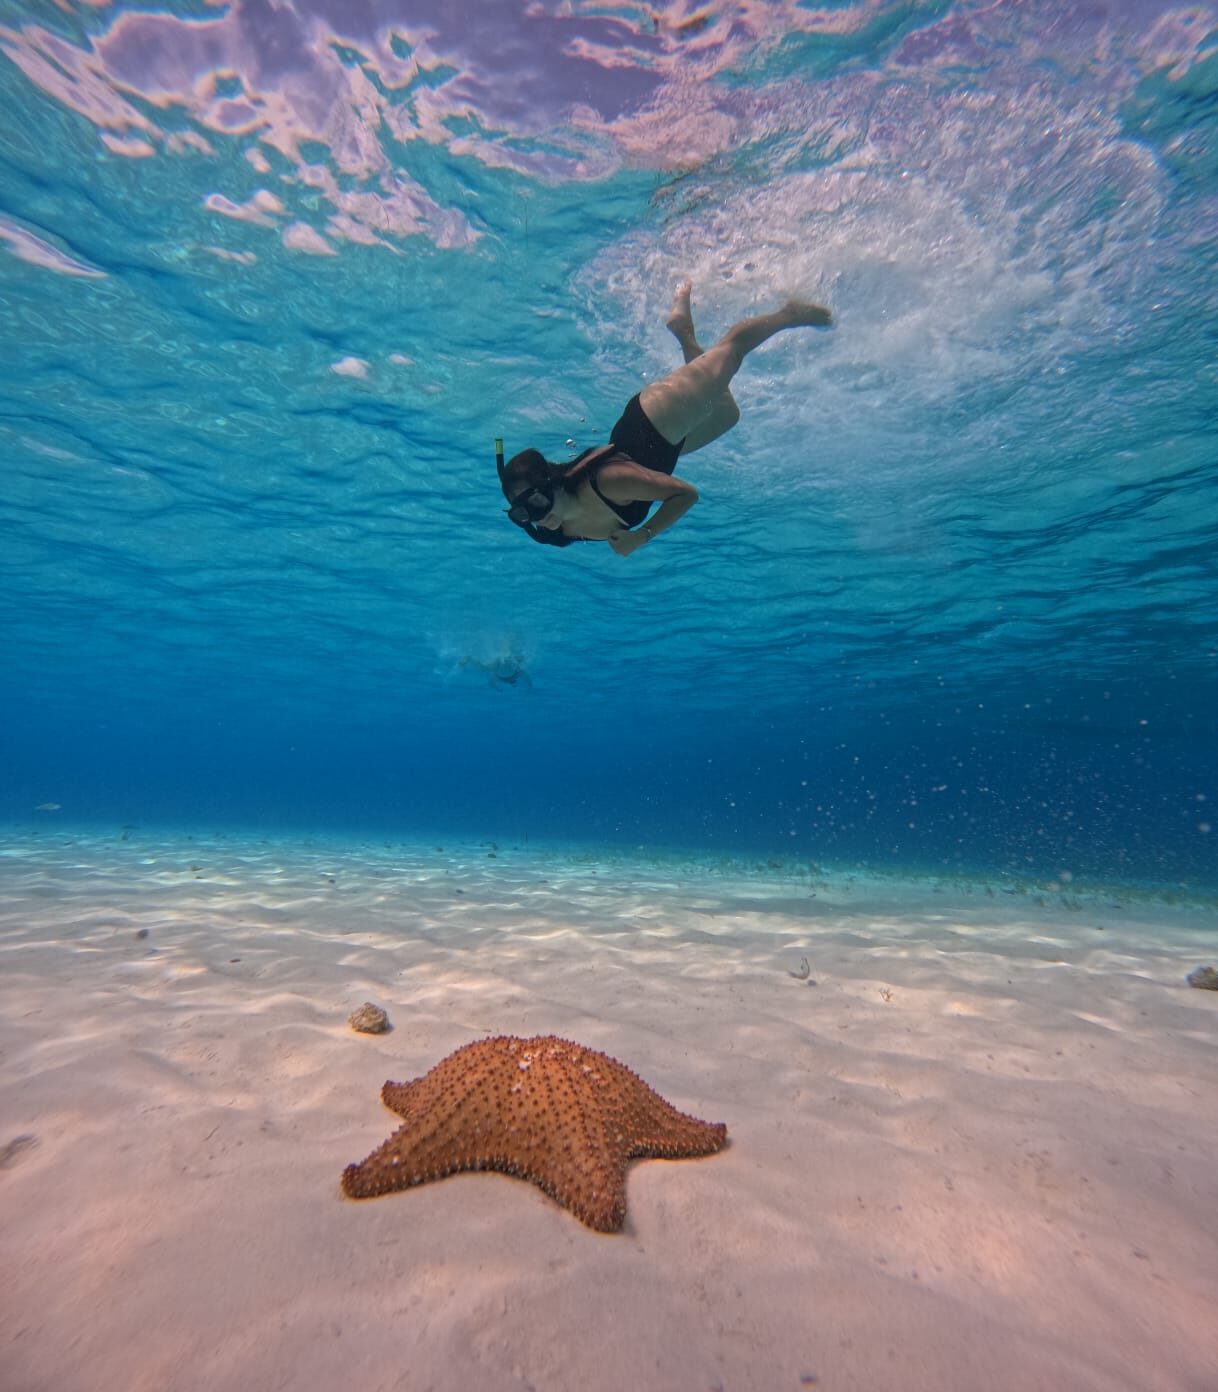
[784, 298, 833, 328]
[666, 279, 704, 361]
[666, 279, 696, 342]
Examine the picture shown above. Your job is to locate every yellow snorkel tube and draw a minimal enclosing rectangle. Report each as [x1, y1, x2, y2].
[494, 437, 505, 479]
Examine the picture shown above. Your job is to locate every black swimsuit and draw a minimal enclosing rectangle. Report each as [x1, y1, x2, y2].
[523, 395, 686, 548]
[588, 393, 685, 529]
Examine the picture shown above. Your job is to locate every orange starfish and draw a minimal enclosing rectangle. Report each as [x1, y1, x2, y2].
[341, 1034, 728, 1232]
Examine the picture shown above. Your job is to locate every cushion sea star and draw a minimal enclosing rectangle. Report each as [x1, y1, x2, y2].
[341, 1034, 728, 1232]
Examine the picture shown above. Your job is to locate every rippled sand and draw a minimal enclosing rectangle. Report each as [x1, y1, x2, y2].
[2, 828, 1216, 1392]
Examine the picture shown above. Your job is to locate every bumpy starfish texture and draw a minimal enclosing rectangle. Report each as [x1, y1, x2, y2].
[341, 1034, 728, 1232]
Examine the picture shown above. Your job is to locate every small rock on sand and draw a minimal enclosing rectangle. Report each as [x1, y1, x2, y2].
[1186, 965, 1218, 991]
[348, 1002, 391, 1033]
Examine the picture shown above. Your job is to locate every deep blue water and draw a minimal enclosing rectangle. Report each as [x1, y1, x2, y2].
[1, 0, 1215, 885]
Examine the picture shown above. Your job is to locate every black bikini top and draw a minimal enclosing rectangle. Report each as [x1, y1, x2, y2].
[587, 471, 651, 529]
[520, 444, 624, 548]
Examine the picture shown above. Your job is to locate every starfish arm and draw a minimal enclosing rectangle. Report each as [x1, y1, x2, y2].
[380, 1078, 421, 1118]
[341, 1123, 629, 1229]
[622, 1091, 729, 1158]
[589, 1056, 729, 1159]
[487, 1141, 629, 1233]
[627, 1114, 728, 1158]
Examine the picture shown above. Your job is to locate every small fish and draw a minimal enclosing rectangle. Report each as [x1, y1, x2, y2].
[34, 802, 61, 812]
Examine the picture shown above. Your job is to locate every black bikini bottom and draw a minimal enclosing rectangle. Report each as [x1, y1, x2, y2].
[609, 394, 684, 476]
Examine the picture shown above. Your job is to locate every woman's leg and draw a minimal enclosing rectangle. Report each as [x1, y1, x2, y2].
[665, 281, 741, 454]
[666, 280, 705, 364]
[642, 293, 832, 447]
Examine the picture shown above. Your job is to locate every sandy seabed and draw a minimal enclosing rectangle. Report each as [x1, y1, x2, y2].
[1, 827, 1216, 1392]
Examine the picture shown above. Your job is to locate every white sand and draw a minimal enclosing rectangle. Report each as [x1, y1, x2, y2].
[2, 829, 1216, 1392]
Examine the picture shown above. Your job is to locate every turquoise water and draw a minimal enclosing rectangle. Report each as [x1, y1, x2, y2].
[1, 0, 1215, 883]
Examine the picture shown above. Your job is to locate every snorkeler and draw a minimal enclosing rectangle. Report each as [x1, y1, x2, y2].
[498, 282, 832, 555]
[457, 651, 532, 690]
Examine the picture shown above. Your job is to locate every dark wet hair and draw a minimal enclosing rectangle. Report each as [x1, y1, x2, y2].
[499, 449, 566, 504]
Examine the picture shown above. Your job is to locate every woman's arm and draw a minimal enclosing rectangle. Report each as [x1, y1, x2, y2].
[596, 461, 699, 556]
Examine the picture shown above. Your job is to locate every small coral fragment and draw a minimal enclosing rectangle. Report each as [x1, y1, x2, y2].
[348, 1002, 391, 1033]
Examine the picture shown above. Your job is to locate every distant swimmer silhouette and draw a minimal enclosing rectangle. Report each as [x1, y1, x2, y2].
[498, 282, 832, 555]
[457, 648, 532, 690]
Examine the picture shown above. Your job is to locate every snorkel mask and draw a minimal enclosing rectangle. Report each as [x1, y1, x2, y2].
[507, 486, 556, 525]
[497, 438, 556, 526]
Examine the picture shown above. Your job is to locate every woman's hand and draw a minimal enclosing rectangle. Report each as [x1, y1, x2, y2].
[608, 528, 650, 557]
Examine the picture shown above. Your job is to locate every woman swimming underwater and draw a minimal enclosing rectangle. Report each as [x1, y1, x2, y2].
[498, 282, 833, 555]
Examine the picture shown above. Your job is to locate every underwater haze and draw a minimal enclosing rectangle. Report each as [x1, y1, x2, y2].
[1, 0, 1216, 885]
